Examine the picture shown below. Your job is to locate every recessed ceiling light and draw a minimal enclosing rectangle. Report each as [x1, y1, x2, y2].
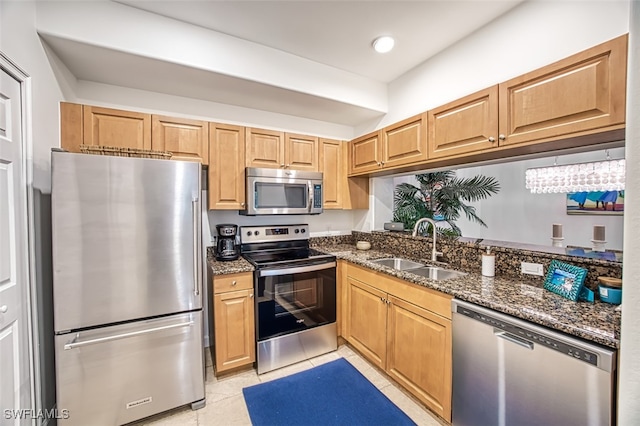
[372, 36, 395, 53]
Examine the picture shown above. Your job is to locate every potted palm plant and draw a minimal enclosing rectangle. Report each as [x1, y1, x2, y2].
[393, 171, 500, 237]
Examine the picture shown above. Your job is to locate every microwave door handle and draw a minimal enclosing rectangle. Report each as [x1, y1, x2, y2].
[308, 181, 313, 212]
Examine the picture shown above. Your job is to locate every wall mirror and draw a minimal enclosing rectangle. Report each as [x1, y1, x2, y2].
[389, 147, 624, 262]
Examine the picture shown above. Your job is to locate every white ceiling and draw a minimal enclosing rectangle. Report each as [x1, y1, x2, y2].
[114, 0, 525, 83]
[38, 0, 526, 127]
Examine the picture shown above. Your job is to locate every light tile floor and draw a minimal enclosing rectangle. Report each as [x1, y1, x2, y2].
[134, 345, 445, 426]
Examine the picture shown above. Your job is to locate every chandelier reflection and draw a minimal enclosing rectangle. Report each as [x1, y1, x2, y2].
[525, 159, 625, 194]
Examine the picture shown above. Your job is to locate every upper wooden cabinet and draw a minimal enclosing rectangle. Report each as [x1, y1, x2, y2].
[286, 133, 319, 171]
[349, 130, 381, 175]
[382, 113, 428, 168]
[428, 86, 499, 159]
[80, 105, 152, 150]
[209, 123, 246, 210]
[151, 115, 209, 165]
[245, 127, 284, 168]
[349, 113, 427, 176]
[499, 35, 627, 147]
[320, 139, 369, 210]
[246, 128, 318, 171]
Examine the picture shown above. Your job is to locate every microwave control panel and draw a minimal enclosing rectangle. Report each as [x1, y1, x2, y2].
[313, 184, 322, 208]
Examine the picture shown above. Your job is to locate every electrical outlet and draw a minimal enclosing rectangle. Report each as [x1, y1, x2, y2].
[521, 262, 544, 276]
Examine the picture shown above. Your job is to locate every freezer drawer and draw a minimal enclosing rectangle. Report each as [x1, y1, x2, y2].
[55, 312, 205, 425]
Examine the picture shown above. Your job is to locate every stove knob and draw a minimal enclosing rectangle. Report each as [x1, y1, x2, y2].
[255, 231, 260, 236]
[247, 231, 252, 236]
[301, 229, 306, 234]
[295, 229, 300, 234]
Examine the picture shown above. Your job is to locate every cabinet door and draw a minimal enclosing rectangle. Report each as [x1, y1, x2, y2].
[349, 130, 382, 175]
[428, 87, 499, 159]
[83, 105, 151, 150]
[320, 138, 343, 209]
[60, 102, 83, 153]
[285, 133, 318, 171]
[213, 288, 255, 374]
[345, 276, 388, 370]
[387, 295, 452, 422]
[246, 128, 284, 168]
[152, 115, 209, 164]
[499, 35, 627, 147]
[382, 113, 428, 168]
[209, 123, 246, 210]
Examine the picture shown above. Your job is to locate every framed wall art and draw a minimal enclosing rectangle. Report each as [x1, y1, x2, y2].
[543, 260, 588, 301]
[567, 191, 624, 215]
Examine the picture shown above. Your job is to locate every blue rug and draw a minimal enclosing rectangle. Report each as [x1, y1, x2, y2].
[242, 358, 416, 426]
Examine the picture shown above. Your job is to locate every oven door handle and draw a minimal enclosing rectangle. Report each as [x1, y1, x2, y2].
[258, 261, 337, 277]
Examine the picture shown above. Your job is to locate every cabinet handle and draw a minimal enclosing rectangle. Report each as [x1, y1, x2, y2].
[286, 164, 290, 168]
[250, 293, 254, 298]
[231, 280, 237, 286]
[488, 136, 496, 143]
[240, 202, 245, 207]
[280, 163, 285, 168]
[499, 134, 506, 141]
[0, 305, 7, 314]
[380, 297, 385, 303]
[380, 161, 385, 166]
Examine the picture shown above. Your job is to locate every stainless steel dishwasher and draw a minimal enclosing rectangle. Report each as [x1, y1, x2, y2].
[452, 299, 616, 426]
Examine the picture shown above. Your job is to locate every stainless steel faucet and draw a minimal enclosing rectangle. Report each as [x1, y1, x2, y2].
[412, 217, 443, 262]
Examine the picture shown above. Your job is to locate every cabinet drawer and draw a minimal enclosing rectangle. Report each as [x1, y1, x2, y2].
[213, 273, 253, 294]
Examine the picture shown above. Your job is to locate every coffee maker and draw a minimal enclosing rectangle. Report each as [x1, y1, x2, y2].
[215, 224, 240, 261]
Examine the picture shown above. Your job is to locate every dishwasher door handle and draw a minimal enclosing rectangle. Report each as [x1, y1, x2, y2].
[494, 329, 534, 350]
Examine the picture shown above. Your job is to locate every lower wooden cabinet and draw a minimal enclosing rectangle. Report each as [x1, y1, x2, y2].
[212, 272, 255, 374]
[344, 263, 452, 422]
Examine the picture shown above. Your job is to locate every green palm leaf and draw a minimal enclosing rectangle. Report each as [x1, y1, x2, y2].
[393, 171, 499, 236]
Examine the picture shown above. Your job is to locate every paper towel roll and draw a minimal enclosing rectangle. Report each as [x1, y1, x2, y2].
[482, 254, 495, 277]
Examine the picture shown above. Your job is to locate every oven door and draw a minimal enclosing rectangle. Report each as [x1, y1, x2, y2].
[255, 261, 336, 341]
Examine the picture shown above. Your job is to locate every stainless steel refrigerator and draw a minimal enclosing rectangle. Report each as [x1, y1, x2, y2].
[51, 151, 205, 425]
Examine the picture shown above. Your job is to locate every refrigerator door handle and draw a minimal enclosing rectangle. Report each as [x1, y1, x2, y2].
[192, 198, 201, 297]
[63, 321, 195, 350]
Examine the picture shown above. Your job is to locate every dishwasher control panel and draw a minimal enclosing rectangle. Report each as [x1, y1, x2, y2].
[456, 305, 599, 366]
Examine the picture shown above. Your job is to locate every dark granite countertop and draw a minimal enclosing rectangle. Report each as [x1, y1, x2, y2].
[207, 244, 620, 348]
[315, 244, 621, 349]
[207, 255, 254, 276]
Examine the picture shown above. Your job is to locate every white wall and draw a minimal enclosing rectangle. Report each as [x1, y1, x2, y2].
[1, 0, 67, 416]
[207, 209, 359, 241]
[392, 149, 625, 250]
[618, 1, 640, 422]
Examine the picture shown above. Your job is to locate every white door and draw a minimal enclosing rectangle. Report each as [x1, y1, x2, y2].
[0, 59, 33, 423]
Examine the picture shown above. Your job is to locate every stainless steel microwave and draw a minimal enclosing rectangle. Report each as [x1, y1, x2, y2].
[241, 167, 323, 215]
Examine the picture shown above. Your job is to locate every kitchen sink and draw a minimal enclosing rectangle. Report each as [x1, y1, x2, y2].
[370, 257, 425, 271]
[409, 266, 467, 281]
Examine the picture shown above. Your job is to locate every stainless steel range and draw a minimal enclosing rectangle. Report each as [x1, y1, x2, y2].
[241, 224, 337, 374]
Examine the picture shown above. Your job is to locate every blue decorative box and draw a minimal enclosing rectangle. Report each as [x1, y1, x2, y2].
[598, 285, 622, 304]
